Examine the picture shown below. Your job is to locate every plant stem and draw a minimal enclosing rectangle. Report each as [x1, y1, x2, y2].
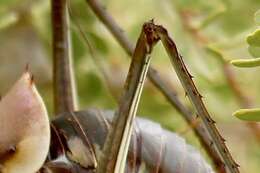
[51, 0, 77, 114]
[51, 0, 97, 167]
[156, 25, 240, 173]
[68, 5, 119, 102]
[85, 0, 224, 171]
[85, 0, 134, 55]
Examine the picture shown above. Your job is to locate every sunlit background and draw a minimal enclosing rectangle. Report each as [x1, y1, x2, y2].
[0, 0, 260, 172]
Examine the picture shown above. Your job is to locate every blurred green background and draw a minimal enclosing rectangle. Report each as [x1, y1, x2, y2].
[0, 0, 260, 172]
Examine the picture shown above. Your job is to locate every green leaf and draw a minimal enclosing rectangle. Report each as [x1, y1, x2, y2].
[248, 45, 260, 58]
[233, 108, 260, 122]
[230, 57, 260, 67]
[247, 29, 260, 47]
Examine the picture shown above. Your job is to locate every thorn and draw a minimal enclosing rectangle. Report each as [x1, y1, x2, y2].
[30, 74, 34, 85]
[206, 117, 211, 123]
[185, 92, 188, 97]
[188, 72, 194, 79]
[234, 162, 240, 168]
[199, 93, 203, 98]
[25, 63, 30, 72]
[8, 145, 16, 154]
[207, 117, 213, 123]
[206, 117, 216, 124]
[221, 136, 226, 142]
[210, 141, 214, 147]
[223, 148, 227, 154]
[232, 163, 240, 169]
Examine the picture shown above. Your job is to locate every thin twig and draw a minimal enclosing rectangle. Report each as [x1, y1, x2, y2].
[51, 0, 77, 114]
[51, 0, 98, 167]
[156, 24, 240, 173]
[85, 0, 134, 55]
[68, 4, 119, 102]
[84, 0, 224, 171]
[97, 21, 158, 173]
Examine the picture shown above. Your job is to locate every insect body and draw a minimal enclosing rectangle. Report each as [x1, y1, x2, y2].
[48, 109, 215, 173]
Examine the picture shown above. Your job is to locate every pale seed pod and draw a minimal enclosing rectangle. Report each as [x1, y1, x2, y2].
[0, 72, 50, 173]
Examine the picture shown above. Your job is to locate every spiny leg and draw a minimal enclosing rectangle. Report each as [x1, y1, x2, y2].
[84, 1, 225, 172]
[97, 21, 159, 173]
[97, 21, 240, 173]
[155, 24, 240, 173]
[60, 2, 234, 171]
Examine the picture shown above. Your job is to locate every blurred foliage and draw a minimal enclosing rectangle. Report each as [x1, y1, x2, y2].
[0, 0, 260, 172]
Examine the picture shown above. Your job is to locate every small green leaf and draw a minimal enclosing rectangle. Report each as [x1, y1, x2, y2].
[247, 29, 260, 47]
[233, 108, 260, 122]
[230, 58, 260, 67]
[248, 45, 260, 58]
